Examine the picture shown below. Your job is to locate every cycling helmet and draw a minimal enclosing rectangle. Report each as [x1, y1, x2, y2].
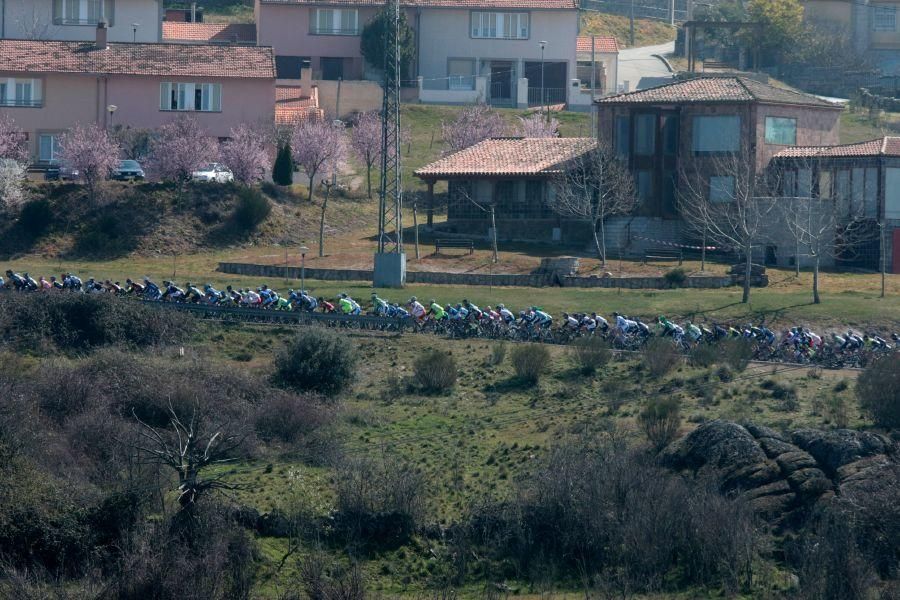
[409, 296, 417, 302]
[497, 304, 505, 309]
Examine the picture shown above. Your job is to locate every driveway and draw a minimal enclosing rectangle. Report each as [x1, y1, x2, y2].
[617, 41, 675, 92]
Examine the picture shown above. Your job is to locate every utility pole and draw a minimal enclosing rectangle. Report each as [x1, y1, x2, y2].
[590, 36, 597, 135]
[630, 0, 635, 47]
[374, 0, 406, 287]
[881, 221, 886, 298]
[670, 0, 676, 26]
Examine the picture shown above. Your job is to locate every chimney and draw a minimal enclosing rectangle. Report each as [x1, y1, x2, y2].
[96, 21, 108, 50]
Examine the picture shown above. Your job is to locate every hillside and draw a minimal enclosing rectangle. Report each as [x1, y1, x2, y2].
[580, 11, 676, 48]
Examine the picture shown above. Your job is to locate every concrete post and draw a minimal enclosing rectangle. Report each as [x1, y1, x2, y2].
[475, 76, 487, 103]
[417, 75, 424, 102]
[516, 78, 529, 108]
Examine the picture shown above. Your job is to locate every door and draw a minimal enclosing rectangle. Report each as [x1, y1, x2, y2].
[490, 62, 513, 104]
[893, 229, 900, 274]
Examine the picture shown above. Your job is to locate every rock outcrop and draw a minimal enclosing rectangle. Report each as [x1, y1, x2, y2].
[661, 420, 899, 527]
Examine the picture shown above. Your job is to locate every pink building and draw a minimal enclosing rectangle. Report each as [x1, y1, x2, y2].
[0, 26, 276, 163]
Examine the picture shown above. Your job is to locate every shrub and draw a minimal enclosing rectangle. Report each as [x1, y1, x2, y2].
[856, 354, 900, 428]
[689, 343, 718, 367]
[638, 396, 681, 451]
[825, 395, 849, 428]
[510, 344, 550, 384]
[571, 336, 611, 374]
[642, 338, 680, 378]
[413, 349, 457, 393]
[232, 186, 271, 231]
[720, 338, 752, 372]
[274, 328, 356, 396]
[716, 364, 735, 382]
[255, 392, 329, 444]
[272, 143, 294, 186]
[487, 342, 507, 366]
[664, 267, 688, 288]
[18, 198, 53, 237]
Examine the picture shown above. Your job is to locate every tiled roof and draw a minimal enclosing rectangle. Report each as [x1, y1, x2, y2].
[773, 137, 900, 159]
[577, 35, 619, 54]
[0, 39, 275, 79]
[597, 76, 840, 109]
[415, 137, 596, 178]
[162, 22, 257, 43]
[260, 0, 576, 8]
[275, 86, 324, 125]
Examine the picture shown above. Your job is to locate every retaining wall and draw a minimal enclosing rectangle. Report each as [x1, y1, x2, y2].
[218, 262, 768, 289]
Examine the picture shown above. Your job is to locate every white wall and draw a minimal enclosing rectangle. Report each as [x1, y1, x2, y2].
[416, 8, 578, 91]
[3, 0, 162, 42]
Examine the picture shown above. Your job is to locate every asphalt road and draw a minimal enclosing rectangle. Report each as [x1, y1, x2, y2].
[617, 41, 675, 92]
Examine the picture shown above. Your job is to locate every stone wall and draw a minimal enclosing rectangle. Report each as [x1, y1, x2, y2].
[218, 262, 769, 289]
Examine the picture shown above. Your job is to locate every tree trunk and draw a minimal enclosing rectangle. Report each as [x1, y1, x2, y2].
[308, 174, 315, 203]
[742, 246, 752, 304]
[599, 216, 607, 267]
[366, 163, 372, 199]
[813, 255, 820, 304]
[591, 217, 604, 265]
[319, 186, 330, 258]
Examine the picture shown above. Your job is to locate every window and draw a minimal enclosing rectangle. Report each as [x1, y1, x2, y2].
[636, 170, 654, 204]
[576, 60, 604, 91]
[311, 8, 359, 35]
[615, 116, 630, 159]
[874, 4, 897, 32]
[864, 167, 878, 217]
[886, 168, 900, 219]
[39, 134, 59, 162]
[448, 59, 475, 91]
[709, 176, 735, 203]
[662, 115, 679, 155]
[160, 83, 222, 112]
[320, 58, 344, 81]
[0, 78, 42, 107]
[471, 12, 529, 39]
[54, 0, 114, 25]
[797, 168, 812, 198]
[633, 113, 656, 156]
[818, 171, 832, 199]
[692, 115, 740, 153]
[765, 116, 797, 146]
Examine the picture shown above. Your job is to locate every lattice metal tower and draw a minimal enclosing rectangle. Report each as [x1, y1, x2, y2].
[377, 0, 403, 255]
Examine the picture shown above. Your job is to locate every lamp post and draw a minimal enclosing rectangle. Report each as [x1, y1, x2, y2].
[299, 245, 309, 291]
[131, 23, 139, 42]
[539, 41, 547, 118]
[106, 104, 117, 132]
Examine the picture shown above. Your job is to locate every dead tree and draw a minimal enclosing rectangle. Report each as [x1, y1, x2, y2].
[550, 141, 636, 266]
[678, 152, 775, 304]
[132, 400, 246, 511]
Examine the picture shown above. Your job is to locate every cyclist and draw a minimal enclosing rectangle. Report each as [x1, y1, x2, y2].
[320, 297, 336, 313]
[428, 299, 447, 321]
[143, 278, 162, 300]
[339, 293, 361, 315]
[38, 276, 52, 290]
[244, 288, 261, 307]
[532, 306, 552, 329]
[22, 273, 38, 291]
[49, 276, 64, 290]
[185, 282, 204, 303]
[104, 280, 124, 295]
[125, 279, 145, 295]
[388, 303, 409, 318]
[371, 293, 390, 316]
[407, 296, 427, 322]
[592, 313, 609, 333]
[685, 322, 703, 343]
[613, 312, 637, 334]
[497, 304, 515, 325]
[562, 312, 580, 331]
[462, 299, 482, 321]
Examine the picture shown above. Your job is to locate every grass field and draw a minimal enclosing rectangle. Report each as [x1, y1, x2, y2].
[580, 12, 676, 48]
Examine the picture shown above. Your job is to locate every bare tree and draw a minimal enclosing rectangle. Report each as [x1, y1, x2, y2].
[678, 153, 776, 303]
[550, 141, 636, 266]
[132, 400, 246, 511]
[13, 6, 58, 40]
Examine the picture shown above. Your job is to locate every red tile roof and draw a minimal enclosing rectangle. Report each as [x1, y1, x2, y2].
[162, 22, 257, 43]
[577, 35, 619, 54]
[260, 0, 576, 8]
[0, 39, 274, 79]
[415, 137, 596, 178]
[773, 137, 900, 159]
[275, 85, 324, 125]
[597, 76, 840, 109]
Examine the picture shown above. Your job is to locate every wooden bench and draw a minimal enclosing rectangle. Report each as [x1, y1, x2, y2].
[434, 239, 474, 255]
[643, 248, 683, 265]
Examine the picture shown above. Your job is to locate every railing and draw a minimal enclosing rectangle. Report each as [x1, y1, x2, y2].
[490, 81, 515, 106]
[53, 18, 109, 26]
[309, 27, 360, 35]
[527, 87, 566, 107]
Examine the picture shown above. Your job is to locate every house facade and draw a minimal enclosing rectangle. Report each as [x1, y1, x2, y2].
[576, 35, 618, 97]
[801, 0, 900, 72]
[770, 137, 900, 272]
[0, 30, 276, 163]
[1, 0, 163, 42]
[415, 137, 597, 242]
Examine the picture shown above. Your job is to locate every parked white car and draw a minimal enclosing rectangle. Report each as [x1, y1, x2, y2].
[191, 163, 234, 183]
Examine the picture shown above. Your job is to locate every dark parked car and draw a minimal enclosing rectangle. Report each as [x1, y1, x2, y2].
[44, 161, 79, 182]
[113, 159, 145, 181]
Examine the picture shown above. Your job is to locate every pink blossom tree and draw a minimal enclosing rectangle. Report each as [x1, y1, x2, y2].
[349, 111, 381, 199]
[58, 123, 121, 204]
[148, 115, 219, 187]
[0, 114, 29, 164]
[290, 120, 346, 203]
[220, 124, 272, 185]
[515, 113, 560, 138]
[441, 104, 507, 154]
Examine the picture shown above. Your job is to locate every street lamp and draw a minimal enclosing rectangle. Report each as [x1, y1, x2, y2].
[106, 104, 117, 132]
[299, 245, 309, 291]
[538, 41, 547, 119]
[131, 23, 139, 43]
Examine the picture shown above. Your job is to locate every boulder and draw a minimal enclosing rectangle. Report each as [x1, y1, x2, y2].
[776, 451, 820, 474]
[661, 420, 765, 472]
[791, 429, 890, 474]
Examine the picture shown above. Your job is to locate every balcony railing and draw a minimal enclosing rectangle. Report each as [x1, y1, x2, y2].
[309, 27, 360, 35]
[0, 99, 42, 108]
[53, 17, 109, 26]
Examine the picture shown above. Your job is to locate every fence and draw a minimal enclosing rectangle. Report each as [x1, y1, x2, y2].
[527, 87, 567, 107]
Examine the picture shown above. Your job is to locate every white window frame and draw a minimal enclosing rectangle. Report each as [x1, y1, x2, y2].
[471, 11, 529, 40]
[159, 82, 222, 112]
[39, 133, 59, 162]
[55, 0, 112, 26]
[0, 78, 41, 107]
[874, 4, 897, 32]
[311, 8, 359, 35]
[448, 58, 475, 90]
[764, 116, 797, 146]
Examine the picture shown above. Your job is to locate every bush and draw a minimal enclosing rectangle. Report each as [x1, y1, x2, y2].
[232, 187, 271, 231]
[487, 342, 507, 366]
[18, 198, 53, 237]
[255, 392, 329, 444]
[664, 267, 688, 288]
[642, 338, 680, 378]
[272, 143, 294, 186]
[720, 338, 752, 372]
[638, 396, 681, 451]
[413, 349, 457, 393]
[571, 336, 611, 374]
[510, 344, 550, 384]
[689, 343, 718, 367]
[856, 354, 900, 428]
[274, 328, 356, 396]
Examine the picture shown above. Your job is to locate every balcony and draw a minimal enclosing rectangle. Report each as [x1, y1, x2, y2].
[309, 27, 360, 36]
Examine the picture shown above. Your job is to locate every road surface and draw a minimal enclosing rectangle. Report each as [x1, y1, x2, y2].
[617, 41, 675, 93]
